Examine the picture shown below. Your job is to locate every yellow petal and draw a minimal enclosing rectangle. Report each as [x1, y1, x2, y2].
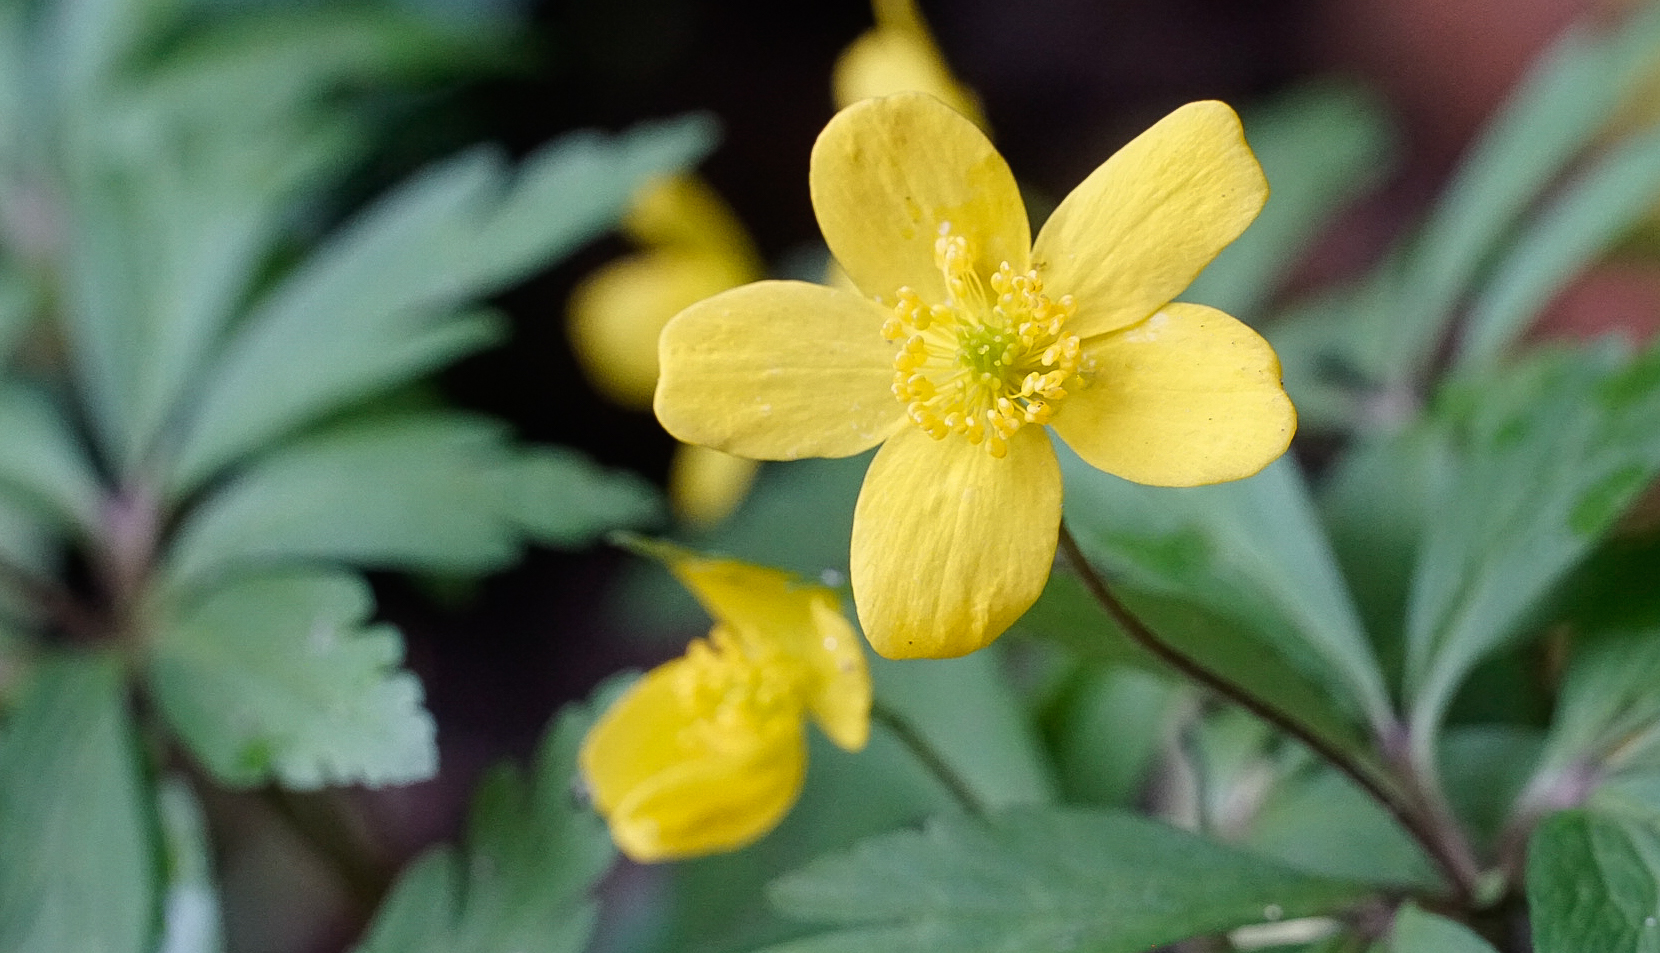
[579, 660, 807, 862]
[810, 92, 1027, 304]
[668, 443, 760, 528]
[1051, 302, 1295, 486]
[568, 251, 751, 409]
[850, 425, 1061, 658]
[655, 280, 903, 460]
[665, 553, 871, 750]
[1032, 101, 1268, 339]
[625, 175, 762, 269]
[831, 24, 984, 129]
[803, 594, 871, 751]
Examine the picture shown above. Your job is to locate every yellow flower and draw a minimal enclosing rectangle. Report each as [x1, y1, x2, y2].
[655, 93, 1295, 659]
[568, 176, 763, 526]
[579, 548, 870, 862]
[833, 0, 984, 126]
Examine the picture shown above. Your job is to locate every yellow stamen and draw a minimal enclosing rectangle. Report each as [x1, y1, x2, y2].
[883, 226, 1080, 454]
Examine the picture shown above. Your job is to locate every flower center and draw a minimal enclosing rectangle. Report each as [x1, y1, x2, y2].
[675, 626, 803, 751]
[882, 225, 1080, 458]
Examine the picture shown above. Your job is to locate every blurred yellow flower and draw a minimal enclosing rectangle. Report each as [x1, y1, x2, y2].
[568, 176, 762, 526]
[579, 548, 870, 862]
[833, 0, 983, 126]
[655, 93, 1295, 659]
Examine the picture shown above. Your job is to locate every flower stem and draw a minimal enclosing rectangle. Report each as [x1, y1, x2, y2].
[870, 700, 986, 816]
[1056, 520, 1479, 903]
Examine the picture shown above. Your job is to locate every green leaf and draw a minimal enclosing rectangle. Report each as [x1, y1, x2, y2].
[1186, 81, 1396, 322]
[1387, 904, 1498, 953]
[154, 776, 225, 953]
[0, 381, 103, 535]
[1405, 344, 1660, 749]
[161, 413, 658, 592]
[1534, 626, 1660, 786]
[1020, 576, 1369, 765]
[1318, 420, 1453, 676]
[1439, 725, 1544, 853]
[1045, 664, 1182, 808]
[166, 115, 715, 496]
[764, 808, 1366, 953]
[871, 645, 1057, 810]
[1381, 1, 1660, 382]
[1528, 809, 1660, 953]
[1245, 764, 1439, 890]
[1265, 4, 1660, 429]
[148, 571, 436, 789]
[1458, 121, 1660, 369]
[37, 0, 176, 106]
[352, 697, 616, 953]
[78, 108, 362, 470]
[507, 444, 663, 547]
[0, 654, 157, 953]
[1060, 449, 1391, 733]
[138, 6, 512, 125]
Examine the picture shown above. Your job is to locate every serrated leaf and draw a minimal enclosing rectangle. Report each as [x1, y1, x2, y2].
[1185, 81, 1396, 322]
[353, 697, 616, 953]
[148, 571, 436, 789]
[1405, 344, 1660, 749]
[1060, 448, 1391, 735]
[1528, 810, 1660, 953]
[1387, 904, 1498, 953]
[764, 808, 1366, 953]
[0, 654, 156, 953]
[167, 115, 715, 496]
[154, 776, 225, 953]
[1458, 121, 1660, 368]
[80, 109, 363, 469]
[161, 414, 657, 593]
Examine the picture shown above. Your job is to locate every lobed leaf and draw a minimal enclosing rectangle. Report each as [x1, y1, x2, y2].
[147, 571, 436, 789]
[166, 115, 715, 496]
[0, 654, 157, 953]
[352, 698, 616, 953]
[1405, 344, 1660, 748]
[763, 807, 1367, 953]
[161, 413, 659, 593]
